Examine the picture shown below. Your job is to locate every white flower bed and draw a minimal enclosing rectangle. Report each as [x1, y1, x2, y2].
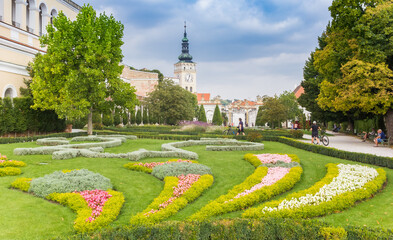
[262, 164, 378, 213]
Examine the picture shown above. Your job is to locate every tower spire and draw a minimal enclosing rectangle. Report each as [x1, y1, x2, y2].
[178, 21, 193, 63]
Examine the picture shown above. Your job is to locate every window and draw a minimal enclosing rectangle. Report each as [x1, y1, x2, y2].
[39, 3, 47, 36]
[190, 87, 192, 92]
[12, 0, 18, 27]
[50, 9, 57, 24]
[185, 86, 188, 91]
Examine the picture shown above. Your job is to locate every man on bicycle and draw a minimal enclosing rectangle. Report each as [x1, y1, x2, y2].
[310, 121, 320, 144]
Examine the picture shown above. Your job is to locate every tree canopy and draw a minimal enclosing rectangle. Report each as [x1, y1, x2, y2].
[313, 0, 393, 138]
[145, 79, 197, 125]
[30, 5, 137, 134]
[199, 105, 207, 123]
[258, 96, 287, 128]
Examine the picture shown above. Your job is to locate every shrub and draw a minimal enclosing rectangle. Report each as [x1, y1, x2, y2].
[10, 177, 32, 191]
[0, 160, 26, 168]
[0, 167, 21, 177]
[29, 169, 113, 198]
[93, 123, 104, 130]
[246, 131, 262, 142]
[289, 129, 303, 139]
[151, 162, 212, 180]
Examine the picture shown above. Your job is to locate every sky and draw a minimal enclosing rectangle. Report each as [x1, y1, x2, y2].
[72, 0, 333, 100]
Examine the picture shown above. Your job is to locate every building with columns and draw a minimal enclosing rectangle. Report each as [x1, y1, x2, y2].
[227, 98, 263, 127]
[173, 23, 196, 93]
[0, 0, 80, 98]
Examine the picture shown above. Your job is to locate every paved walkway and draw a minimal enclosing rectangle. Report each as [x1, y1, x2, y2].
[301, 131, 393, 158]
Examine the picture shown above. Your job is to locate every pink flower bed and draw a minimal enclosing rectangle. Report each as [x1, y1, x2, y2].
[145, 174, 201, 216]
[137, 159, 193, 169]
[0, 154, 8, 160]
[227, 167, 290, 202]
[255, 154, 292, 164]
[77, 189, 112, 222]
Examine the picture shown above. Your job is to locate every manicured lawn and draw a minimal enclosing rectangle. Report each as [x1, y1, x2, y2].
[0, 139, 392, 239]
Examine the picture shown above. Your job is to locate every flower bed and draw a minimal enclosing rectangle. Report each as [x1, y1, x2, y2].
[46, 189, 124, 232]
[242, 163, 386, 219]
[0, 154, 25, 177]
[189, 154, 302, 221]
[130, 174, 213, 225]
[10, 169, 124, 232]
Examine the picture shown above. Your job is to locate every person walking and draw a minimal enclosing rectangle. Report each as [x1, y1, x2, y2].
[237, 118, 245, 136]
[310, 121, 320, 144]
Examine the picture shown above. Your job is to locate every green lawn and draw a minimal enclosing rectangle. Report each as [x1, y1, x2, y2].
[0, 139, 392, 239]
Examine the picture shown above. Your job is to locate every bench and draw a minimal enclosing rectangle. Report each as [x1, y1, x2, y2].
[381, 136, 391, 147]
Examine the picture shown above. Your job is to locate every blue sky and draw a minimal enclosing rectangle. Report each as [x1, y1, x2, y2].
[72, 0, 332, 100]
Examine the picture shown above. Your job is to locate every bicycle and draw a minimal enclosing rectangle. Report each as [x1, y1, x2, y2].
[223, 126, 236, 135]
[313, 130, 329, 146]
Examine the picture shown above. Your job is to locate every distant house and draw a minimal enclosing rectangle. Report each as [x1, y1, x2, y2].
[197, 93, 223, 123]
[293, 85, 305, 99]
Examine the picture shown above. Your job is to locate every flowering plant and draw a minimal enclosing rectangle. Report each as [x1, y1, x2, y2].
[255, 154, 292, 164]
[145, 174, 201, 216]
[77, 189, 112, 222]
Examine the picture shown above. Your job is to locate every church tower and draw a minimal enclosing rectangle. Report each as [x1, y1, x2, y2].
[174, 22, 197, 93]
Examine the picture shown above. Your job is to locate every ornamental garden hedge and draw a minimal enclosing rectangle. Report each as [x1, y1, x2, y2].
[1, 133, 393, 239]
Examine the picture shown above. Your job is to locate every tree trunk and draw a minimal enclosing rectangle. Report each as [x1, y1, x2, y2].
[87, 109, 93, 135]
[384, 109, 393, 144]
[347, 116, 354, 134]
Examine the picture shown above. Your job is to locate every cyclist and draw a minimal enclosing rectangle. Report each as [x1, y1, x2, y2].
[310, 121, 321, 144]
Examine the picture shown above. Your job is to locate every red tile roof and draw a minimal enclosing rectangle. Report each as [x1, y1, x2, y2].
[293, 85, 305, 98]
[197, 93, 210, 102]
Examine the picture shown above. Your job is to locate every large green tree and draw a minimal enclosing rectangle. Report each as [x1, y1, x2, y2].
[145, 79, 197, 125]
[30, 5, 137, 135]
[212, 105, 222, 126]
[279, 91, 303, 124]
[315, 0, 393, 140]
[258, 96, 287, 128]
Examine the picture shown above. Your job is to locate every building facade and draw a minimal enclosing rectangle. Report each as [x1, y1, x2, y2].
[197, 93, 223, 123]
[120, 65, 159, 99]
[0, 0, 80, 98]
[227, 98, 263, 127]
[173, 23, 196, 93]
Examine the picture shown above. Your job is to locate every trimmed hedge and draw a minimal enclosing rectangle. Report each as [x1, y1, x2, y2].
[61, 218, 393, 240]
[0, 167, 21, 177]
[130, 174, 214, 225]
[10, 177, 32, 191]
[46, 190, 124, 232]
[151, 162, 212, 180]
[242, 164, 386, 219]
[0, 132, 87, 144]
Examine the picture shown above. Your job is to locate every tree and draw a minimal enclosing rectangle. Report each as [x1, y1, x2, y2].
[142, 107, 149, 124]
[298, 53, 346, 123]
[279, 91, 302, 124]
[212, 105, 222, 125]
[255, 106, 263, 126]
[145, 79, 197, 125]
[199, 105, 207, 123]
[136, 109, 142, 125]
[316, 1, 393, 140]
[258, 96, 287, 128]
[30, 5, 138, 135]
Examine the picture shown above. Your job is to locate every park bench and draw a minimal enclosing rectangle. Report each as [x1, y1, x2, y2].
[381, 136, 391, 147]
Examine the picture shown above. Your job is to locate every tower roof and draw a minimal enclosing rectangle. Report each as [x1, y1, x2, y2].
[178, 22, 193, 63]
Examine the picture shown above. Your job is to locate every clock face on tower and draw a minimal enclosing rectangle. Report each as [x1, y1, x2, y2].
[185, 74, 193, 82]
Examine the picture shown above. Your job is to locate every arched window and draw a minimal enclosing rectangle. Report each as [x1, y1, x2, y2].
[12, 0, 18, 27]
[50, 9, 57, 24]
[190, 87, 193, 92]
[39, 3, 47, 36]
[185, 86, 188, 91]
[3, 85, 17, 99]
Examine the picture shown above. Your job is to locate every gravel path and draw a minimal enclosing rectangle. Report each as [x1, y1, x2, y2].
[301, 131, 393, 158]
